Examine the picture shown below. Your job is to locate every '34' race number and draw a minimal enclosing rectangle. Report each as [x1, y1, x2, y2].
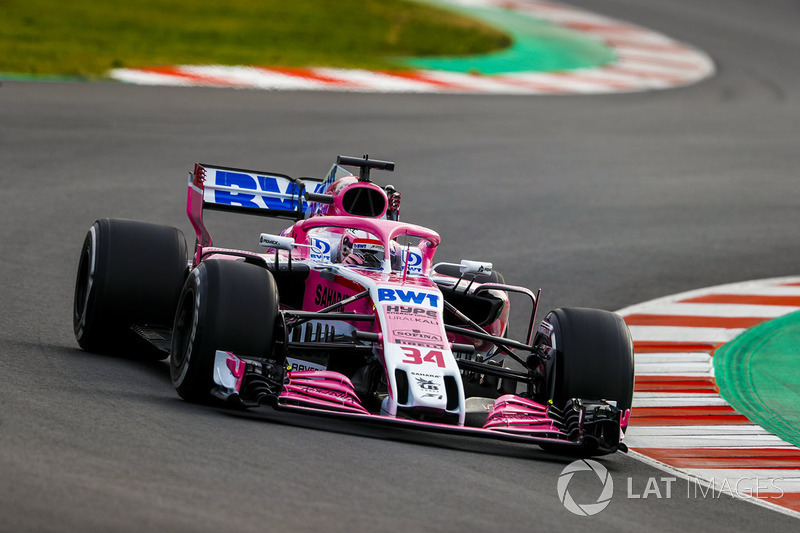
[401, 347, 445, 368]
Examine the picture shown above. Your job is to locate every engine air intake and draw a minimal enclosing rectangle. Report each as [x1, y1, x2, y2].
[342, 186, 387, 217]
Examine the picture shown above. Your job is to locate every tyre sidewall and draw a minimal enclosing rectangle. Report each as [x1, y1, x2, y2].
[74, 220, 115, 351]
[170, 265, 211, 400]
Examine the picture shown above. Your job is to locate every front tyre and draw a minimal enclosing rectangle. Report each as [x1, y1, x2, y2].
[540, 307, 634, 412]
[536, 308, 633, 455]
[170, 259, 279, 403]
[73, 219, 188, 358]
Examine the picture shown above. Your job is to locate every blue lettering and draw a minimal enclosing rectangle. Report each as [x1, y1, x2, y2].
[213, 170, 302, 211]
[214, 171, 258, 207]
[378, 288, 396, 302]
[257, 175, 300, 211]
[378, 289, 439, 307]
[396, 289, 426, 305]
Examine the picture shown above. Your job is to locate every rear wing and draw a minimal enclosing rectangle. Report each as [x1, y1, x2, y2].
[187, 162, 351, 258]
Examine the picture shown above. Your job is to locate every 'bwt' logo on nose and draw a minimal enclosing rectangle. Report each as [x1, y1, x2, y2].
[378, 288, 439, 308]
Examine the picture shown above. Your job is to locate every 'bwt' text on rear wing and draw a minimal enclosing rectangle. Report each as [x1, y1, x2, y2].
[186, 162, 339, 250]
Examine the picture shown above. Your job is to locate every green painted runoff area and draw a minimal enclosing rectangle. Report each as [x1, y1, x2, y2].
[1, 0, 614, 79]
[405, 0, 615, 74]
[0, 0, 510, 78]
[714, 311, 800, 447]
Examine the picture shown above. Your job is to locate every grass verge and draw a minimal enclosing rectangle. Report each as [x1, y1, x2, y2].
[1, 0, 511, 78]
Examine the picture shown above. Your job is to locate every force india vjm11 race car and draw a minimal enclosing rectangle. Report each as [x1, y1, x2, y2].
[73, 155, 634, 455]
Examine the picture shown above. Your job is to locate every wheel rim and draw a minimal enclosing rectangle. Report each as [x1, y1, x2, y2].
[74, 246, 91, 321]
[73, 227, 96, 339]
[171, 287, 196, 383]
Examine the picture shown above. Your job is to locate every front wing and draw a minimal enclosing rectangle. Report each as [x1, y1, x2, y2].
[212, 352, 626, 455]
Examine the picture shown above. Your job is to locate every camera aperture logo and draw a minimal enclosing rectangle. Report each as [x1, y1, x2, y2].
[557, 459, 614, 516]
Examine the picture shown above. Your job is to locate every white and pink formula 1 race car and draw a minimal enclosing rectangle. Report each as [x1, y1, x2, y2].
[73, 155, 634, 456]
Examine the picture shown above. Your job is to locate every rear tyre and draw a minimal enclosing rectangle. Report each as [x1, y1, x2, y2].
[170, 259, 279, 403]
[539, 307, 634, 412]
[73, 219, 188, 358]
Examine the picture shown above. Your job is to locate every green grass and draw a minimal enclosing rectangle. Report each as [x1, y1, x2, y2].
[0, 0, 512, 78]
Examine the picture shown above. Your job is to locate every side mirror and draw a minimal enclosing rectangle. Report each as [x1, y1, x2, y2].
[460, 260, 492, 276]
[260, 233, 295, 251]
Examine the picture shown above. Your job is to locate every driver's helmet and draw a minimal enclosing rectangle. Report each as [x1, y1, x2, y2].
[339, 231, 384, 269]
[388, 240, 405, 271]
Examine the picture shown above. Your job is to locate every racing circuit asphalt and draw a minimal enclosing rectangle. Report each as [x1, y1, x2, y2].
[2, 0, 800, 531]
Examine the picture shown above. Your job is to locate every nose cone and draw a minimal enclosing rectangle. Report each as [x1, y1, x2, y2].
[407, 371, 447, 411]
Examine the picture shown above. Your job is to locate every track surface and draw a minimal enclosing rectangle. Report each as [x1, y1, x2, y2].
[2, 0, 800, 530]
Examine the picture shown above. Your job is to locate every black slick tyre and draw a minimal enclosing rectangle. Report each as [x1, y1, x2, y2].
[73, 218, 188, 358]
[170, 259, 279, 403]
[541, 307, 634, 412]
